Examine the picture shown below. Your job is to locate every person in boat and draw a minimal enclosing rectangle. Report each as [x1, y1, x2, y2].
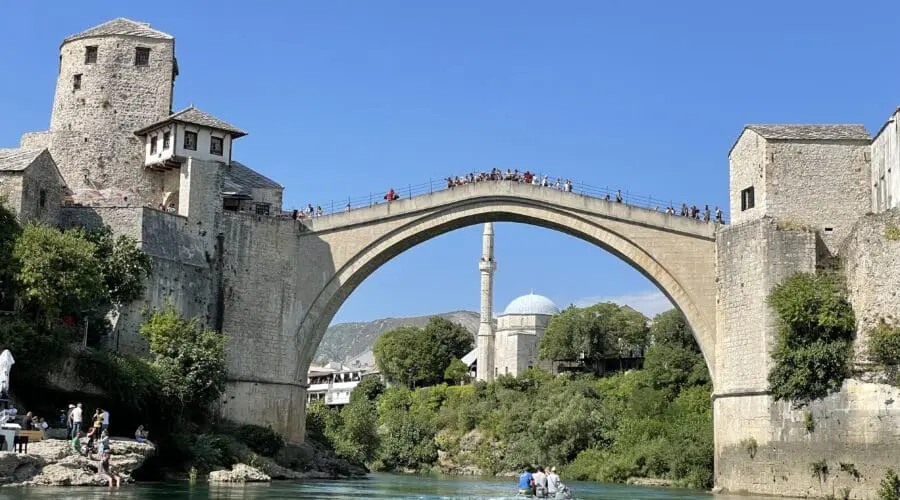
[547, 466, 573, 500]
[517, 466, 535, 496]
[532, 466, 548, 498]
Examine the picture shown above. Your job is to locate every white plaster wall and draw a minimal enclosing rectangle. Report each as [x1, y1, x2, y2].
[173, 123, 233, 166]
[871, 111, 899, 213]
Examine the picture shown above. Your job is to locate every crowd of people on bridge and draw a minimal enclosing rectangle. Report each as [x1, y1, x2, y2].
[283, 169, 725, 224]
[446, 169, 573, 193]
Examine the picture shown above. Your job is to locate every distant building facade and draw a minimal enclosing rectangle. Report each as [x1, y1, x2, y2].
[306, 362, 377, 407]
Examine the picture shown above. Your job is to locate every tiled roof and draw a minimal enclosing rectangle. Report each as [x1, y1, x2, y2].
[0, 148, 44, 172]
[222, 161, 282, 198]
[745, 124, 870, 141]
[63, 18, 172, 44]
[135, 106, 247, 138]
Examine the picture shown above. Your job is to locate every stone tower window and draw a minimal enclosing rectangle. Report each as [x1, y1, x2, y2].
[210, 136, 223, 156]
[255, 203, 271, 216]
[73, 74, 82, 91]
[39, 190, 46, 209]
[162, 131, 171, 150]
[84, 46, 98, 64]
[134, 47, 150, 66]
[740, 186, 755, 211]
[150, 135, 158, 154]
[184, 131, 198, 151]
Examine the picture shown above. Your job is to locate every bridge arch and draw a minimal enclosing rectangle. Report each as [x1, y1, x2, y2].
[295, 196, 717, 382]
[220, 181, 717, 443]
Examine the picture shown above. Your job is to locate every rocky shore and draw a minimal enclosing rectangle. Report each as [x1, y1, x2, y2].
[0, 438, 155, 486]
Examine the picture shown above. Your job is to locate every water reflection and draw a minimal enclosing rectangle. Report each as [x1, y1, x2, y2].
[0, 473, 778, 499]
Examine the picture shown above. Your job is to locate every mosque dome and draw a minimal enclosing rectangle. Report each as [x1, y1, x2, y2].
[502, 293, 560, 316]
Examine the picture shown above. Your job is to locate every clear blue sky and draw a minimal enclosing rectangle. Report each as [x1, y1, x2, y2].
[2, 1, 898, 325]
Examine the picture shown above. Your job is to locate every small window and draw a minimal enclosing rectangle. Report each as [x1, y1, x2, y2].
[210, 136, 224, 156]
[84, 46, 97, 64]
[162, 131, 171, 149]
[135, 47, 150, 66]
[223, 198, 240, 211]
[824, 227, 834, 233]
[255, 203, 270, 216]
[150, 136, 158, 154]
[39, 189, 46, 209]
[740, 186, 755, 211]
[184, 131, 197, 151]
[73, 74, 82, 90]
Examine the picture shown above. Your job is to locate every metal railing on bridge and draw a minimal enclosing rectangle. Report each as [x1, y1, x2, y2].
[283, 177, 729, 224]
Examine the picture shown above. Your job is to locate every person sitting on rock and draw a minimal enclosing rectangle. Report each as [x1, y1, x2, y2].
[98, 429, 110, 458]
[134, 425, 148, 443]
[71, 430, 85, 456]
[99, 450, 121, 488]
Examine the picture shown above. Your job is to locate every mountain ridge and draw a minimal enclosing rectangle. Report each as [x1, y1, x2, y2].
[316, 310, 480, 365]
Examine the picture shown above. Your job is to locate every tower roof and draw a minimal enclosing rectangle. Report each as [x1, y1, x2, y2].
[134, 106, 247, 138]
[63, 18, 173, 45]
[502, 293, 559, 316]
[0, 148, 46, 172]
[744, 124, 870, 141]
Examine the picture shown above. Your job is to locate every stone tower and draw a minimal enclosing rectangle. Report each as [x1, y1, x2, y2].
[39, 18, 177, 202]
[476, 223, 496, 381]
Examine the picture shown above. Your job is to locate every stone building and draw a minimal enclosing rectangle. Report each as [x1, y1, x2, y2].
[471, 222, 559, 380]
[872, 107, 900, 213]
[3, 18, 284, 350]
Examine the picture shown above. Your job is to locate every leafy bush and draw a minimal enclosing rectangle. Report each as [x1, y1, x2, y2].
[879, 468, 900, 500]
[869, 321, 900, 366]
[768, 272, 855, 402]
[74, 349, 160, 411]
[235, 424, 284, 457]
[0, 316, 68, 383]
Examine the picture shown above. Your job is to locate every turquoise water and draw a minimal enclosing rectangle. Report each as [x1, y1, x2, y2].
[0, 473, 777, 499]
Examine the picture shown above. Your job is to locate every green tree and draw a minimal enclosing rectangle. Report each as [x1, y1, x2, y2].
[650, 309, 698, 351]
[333, 398, 380, 465]
[82, 227, 152, 305]
[767, 272, 855, 402]
[374, 327, 440, 388]
[350, 375, 386, 403]
[425, 316, 474, 362]
[443, 358, 471, 385]
[140, 305, 228, 415]
[13, 224, 104, 321]
[0, 316, 68, 383]
[643, 342, 710, 397]
[540, 303, 648, 372]
[0, 203, 21, 309]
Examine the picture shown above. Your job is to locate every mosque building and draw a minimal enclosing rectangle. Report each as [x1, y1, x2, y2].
[469, 223, 560, 380]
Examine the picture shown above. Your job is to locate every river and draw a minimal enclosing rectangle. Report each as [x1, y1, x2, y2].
[0, 473, 776, 499]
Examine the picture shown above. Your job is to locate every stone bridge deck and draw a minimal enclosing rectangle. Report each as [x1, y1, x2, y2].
[299, 181, 721, 238]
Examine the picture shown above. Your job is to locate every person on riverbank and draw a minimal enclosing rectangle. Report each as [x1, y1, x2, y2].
[532, 466, 548, 497]
[135, 425, 148, 443]
[70, 403, 83, 438]
[71, 431, 85, 456]
[517, 467, 535, 496]
[99, 450, 121, 488]
[101, 409, 109, 432]
[97, 429, 110, 458]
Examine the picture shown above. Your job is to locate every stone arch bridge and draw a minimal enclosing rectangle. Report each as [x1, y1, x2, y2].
[218, 180, 718, 442]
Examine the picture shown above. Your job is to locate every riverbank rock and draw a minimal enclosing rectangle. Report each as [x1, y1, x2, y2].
[209, 463, 271, 483]
[626, 477, 677, 487]
[0, 438, 155, 486]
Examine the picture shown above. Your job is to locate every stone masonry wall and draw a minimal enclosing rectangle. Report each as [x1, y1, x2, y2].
[218, 213, 309, 443]
[20, 150, 66, 224]
[728, 130, 767, 226]
[58, 206, 216, 354]
[714, 218, 817, 394]
[715, 213, 900, 499]
[45, 34, 174, 204]
[767, 140, 871, 254]
[841, 208, 900, 364]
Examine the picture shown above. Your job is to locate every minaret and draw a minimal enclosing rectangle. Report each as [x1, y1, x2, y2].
[476, 223, 496, 381]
